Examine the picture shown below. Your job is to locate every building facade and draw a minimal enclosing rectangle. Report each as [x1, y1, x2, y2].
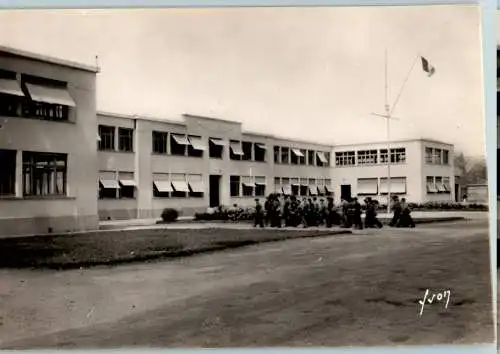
[97, 112, 334, 220]
[332, 139, 455, 204]
[0, 47, 99, 236]
[0, 47, 458, 236]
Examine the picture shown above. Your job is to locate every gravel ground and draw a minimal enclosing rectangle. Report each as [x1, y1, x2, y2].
[0, 219, 493, 348]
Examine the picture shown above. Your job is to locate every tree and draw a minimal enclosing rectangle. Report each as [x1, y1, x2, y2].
[455, 152, 487, 185]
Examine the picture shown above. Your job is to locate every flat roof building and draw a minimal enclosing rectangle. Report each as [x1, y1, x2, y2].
[0, 47, 457, 236]
[0, 47, 99, 236]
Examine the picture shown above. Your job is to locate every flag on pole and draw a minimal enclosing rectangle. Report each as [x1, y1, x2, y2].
[420, 56, 435, 77]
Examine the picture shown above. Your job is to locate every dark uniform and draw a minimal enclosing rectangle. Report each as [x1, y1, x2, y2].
[254, 199, 264, 228]
[283, 197, 291, 227]
[352, 198, 363, 230]
[389, 197, 402, 227]
[264, 197, 272, 226]
[364, 198, 383, 228]
[271, 196, 282, 228]
[398, 198, 415, 228]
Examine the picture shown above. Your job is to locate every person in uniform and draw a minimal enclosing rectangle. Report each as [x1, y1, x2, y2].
[253, 198, 264, 228]
[364, 197, 383, 228]
[389, 196, 402, 227]
[398, 197, 415, 228]
[283, 195, 291, 227]
[319, 199, 326, 226]
[352, 197, 363, 230]
[272, 194, 282, 228]
[325, 197, 334, 228]
[264, 195, 272, 227]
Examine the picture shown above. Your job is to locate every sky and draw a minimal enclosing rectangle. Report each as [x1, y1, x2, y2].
[0, 5, 486, 157]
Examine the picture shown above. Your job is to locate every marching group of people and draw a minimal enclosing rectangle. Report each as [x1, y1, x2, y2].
[251, 194, 415, 229]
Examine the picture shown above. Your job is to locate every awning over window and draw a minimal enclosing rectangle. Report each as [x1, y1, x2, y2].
[188, 136, 207, 151]
[255, 143, 267, 150]
[119, 179, 137, 187]
[209, 138, 226, 146]
[317, 185, 326, 194]
[243, 182, 256, 188]
[380, 178, 406, 194]
[172, 135, 190, 145]
[443, 181, 451, 191]
[282, 185, 292, 195]
[0, 78, 24, 97]
[188, 181, 205, 193]
[26, 83, 76, 107]
[357, 178, 378, 195]
[436, 183, 447, 192]
[172, 181, 190, 192]
[309, 186, 318, 195]
[316, 152, 328, 163]
[427, 183, 438, 193]
[230, 142, 244, 155]
[100, 180, 120, 189]
[154, 181, 173, 192]
[291, 148, 304, 157]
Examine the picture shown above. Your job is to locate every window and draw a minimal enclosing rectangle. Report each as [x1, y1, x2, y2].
[255, 176, 266, 196]
[209, 138, 224, 159]
[299, 177, 309, 196]
[335, 151, 355, 166]
[425, 147, 433, 164]
[380, 149, 389, 164]
[443, 150, 449, 165]
[230, 175, 240, 197]
[171, 134, 188, 156]
[357, 150, 378, 165]
[188, 174, 204, 198]
[153, 173, 171, 198]
[98, 125, 115, 151]
[99, 171, 119, 199]
[291, 148, 300, 165]
[171, 174, 189, 198]
[21, 74, 73, 121]
[0, 70, 23, 117]
[324, 152, 331, 167]
[291, 178, 300, 196]
[281, 147, 290, 164]
[241, 177, 255, 197]
[242, 141, 253, 161]
[254, 143, 266, 162]
[390, 148, 406, 164]
[187, 135, 204, 158]
[380, 177, 407, 195]
[307, 150, 316, 166]
[357, 178, 378, 195]
[118, 172, 136, 199]
[299, 149, 306, 165]
[316, 152, 328, 167]
[426, 176, 437, 193]
[0, 149, 16, 196]
[152, 131, 168, 154]
[230, 140, 244, 160]
[433, 149, 442, 164]
[274, 146, 280, 163]
[274, 177, 281, 194]
[442, 177, 451, 193]
[118, 128, 133, 152]
[22, 151, 67, 197]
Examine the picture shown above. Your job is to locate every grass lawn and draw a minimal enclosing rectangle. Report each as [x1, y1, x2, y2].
[0, 228, 349, 270]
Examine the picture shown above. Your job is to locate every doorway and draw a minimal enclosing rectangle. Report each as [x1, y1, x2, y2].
[209, 175, 221, 207]
[340, 184, 352, 200]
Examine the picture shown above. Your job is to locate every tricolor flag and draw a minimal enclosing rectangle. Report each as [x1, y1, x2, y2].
[421, 56, 436, 77]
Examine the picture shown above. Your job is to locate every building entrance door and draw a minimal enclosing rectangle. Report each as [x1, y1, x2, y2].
[209, 175, 221, 207]
[340, 184, 352, 200]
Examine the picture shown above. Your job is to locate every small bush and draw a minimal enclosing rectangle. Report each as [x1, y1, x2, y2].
[161, 208, 179, 223]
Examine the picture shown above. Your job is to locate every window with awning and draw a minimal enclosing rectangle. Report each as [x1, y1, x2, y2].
[380, 177, 406, 194]
[210, 138, 226, 146]
[230, 141, 244, 155]
[291, 148, 304, 157]
[317, 185, 326, 194]
[172, 134, 190, 145]
[443, 178, 451, 192]
[100, 179, 120, 189]
[188, 181, 205, 193]
[0, 78, 24, 97]
[255, 143, 267, 150]
[316, 151, 328, 164]
[26, 83, 75, 107]
[188, 136, 206, 151]
[309, 186, 318, 195]
[154, 181, 173, 193]
[357, 178, 378, 195]
[172, 181, 190, 192]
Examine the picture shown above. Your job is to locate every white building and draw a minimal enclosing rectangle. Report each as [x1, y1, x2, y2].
[332, 139, 455, 204]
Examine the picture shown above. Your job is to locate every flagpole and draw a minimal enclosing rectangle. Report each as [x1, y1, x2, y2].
[385, 49, 391, 215]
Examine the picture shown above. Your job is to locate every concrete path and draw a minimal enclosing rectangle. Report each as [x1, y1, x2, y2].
[0, 219, 492, 348]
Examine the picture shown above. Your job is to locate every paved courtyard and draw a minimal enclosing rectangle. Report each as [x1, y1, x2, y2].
[0, 219, 493, 348]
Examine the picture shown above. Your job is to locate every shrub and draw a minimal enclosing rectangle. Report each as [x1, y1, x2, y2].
[161, 208, 179, 223]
